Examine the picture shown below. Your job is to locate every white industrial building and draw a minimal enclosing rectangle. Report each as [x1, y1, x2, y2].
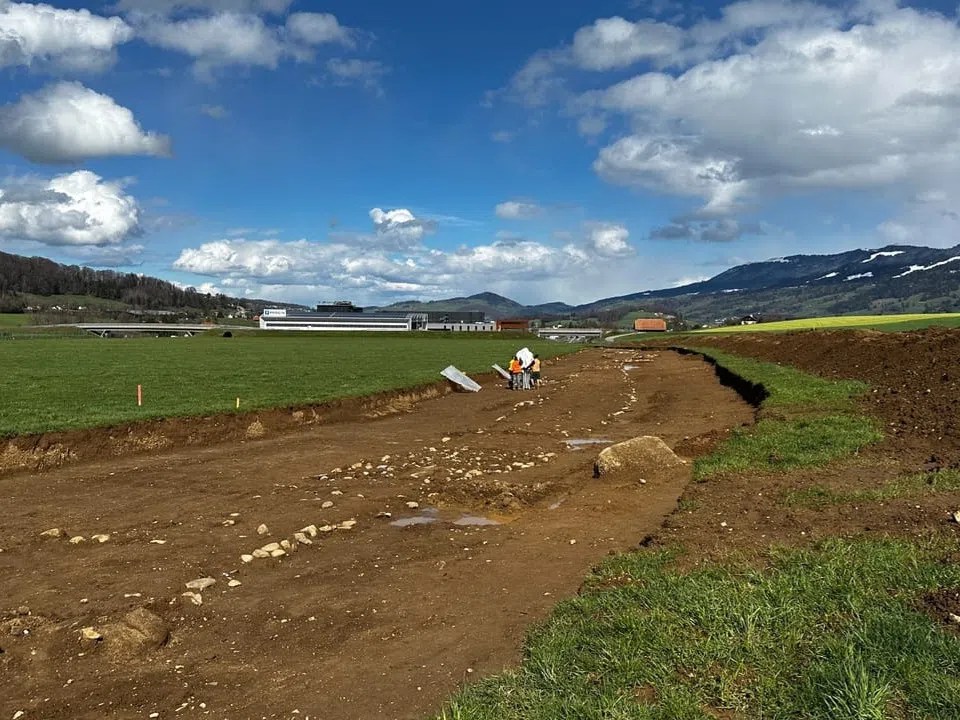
[259, 308, 427, 331]
[425, 321, 498, 332]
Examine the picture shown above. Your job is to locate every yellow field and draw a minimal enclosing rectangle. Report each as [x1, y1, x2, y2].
[696, 313, 960, 333]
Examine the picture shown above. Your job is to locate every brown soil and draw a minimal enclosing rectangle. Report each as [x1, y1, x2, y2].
[642, 328, 960, 564]
[6, 328, 960, 720]
[0, 349, 754, 720]
[918, 586, 960, 628]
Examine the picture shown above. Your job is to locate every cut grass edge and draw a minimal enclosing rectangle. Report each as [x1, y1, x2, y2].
[676, 346, 882, 483]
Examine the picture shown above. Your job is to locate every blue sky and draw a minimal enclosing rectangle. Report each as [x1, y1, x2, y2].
[1, 0, 960, 306]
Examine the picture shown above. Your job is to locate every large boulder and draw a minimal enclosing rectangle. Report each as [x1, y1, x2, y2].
[103, 608, 170, 655]
[594, 436, 686, 477]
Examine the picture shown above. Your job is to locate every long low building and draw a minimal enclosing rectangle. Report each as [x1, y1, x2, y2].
[425, 320, 497, 332]
[259, 308, 427, 331]
[536, 327, 604, 341]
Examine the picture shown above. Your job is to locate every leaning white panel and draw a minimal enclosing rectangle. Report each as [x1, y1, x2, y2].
[440, 365, 482, 392]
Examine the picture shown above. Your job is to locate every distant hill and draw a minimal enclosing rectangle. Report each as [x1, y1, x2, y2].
[5, 242, 960, 326]
[0, 250, 299, 318]
[382, 244, 960, 325]
[378, 292, 576, 320]
[583, 243, 960, 323]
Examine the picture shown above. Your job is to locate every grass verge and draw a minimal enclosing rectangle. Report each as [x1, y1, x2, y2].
[685, 347, 880, 482]
[687, 347, 868, 413]
[693, 415, 882, 481]
[784, 469, 960, 508]
[438, 539, 960, 720]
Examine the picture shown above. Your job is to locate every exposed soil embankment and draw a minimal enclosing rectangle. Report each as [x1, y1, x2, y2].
[640, 328, 960, 568]
[669, 345, 769, 408]
[675, 327, 960, 462]
[0, 381, 460, 475]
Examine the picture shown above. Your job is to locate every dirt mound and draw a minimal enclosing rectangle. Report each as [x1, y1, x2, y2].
[594, 436, 686, 477]
[675, 327, 960, 464]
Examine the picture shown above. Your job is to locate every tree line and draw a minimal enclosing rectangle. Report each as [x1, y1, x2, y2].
[0, 251, 240, 314]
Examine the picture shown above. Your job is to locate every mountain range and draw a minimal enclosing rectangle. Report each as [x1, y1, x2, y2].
[3, 243, 960, 325]
[381, 243, 960, 324]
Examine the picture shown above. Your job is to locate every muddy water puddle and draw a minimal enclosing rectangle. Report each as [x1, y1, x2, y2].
[453, 515, 500, 526]
[391, 509, 502, 528]
[563, 438, 613, 450]
[390, 516, 438, 527]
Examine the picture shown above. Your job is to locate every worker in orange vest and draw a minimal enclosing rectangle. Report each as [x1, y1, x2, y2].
[508, 356, 522, 390]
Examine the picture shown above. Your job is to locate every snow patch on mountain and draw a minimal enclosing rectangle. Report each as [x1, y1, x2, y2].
[862, 251, 905, 263]
[894, 256, 960, 278]
[844, 272, 873, 281]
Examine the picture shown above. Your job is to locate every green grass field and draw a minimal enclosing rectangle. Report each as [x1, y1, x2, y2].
[0, 333, 577, 436]
[0, 313, 30, 327]
[693, 313, 960, 334]
[439, 539, 960, 720]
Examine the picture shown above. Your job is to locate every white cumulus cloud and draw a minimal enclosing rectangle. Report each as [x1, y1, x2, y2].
[586, 222, 633, 256]
[0, 1, 133, 73]
[0, 82, 171, 164]
[369, 207, 436, 249]
[134, 10, 355, 75]
[171, 230, 603, 304]
[0, 170, 141, 246]
[495, 200, 542, 220]
[506, 1, 960, 235]
[285, 12, 352, 46]
[571, 16, 682, 70]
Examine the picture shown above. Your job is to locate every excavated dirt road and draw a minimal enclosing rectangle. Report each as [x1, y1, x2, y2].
[0, 349, 754, 720]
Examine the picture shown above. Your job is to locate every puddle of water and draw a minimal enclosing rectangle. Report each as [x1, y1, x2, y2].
[390, 516, 438, 527]
[563, 438, 613, 449]
[453, 515, 501, 526]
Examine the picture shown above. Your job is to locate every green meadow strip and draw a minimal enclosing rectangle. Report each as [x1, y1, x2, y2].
[690, 313, 960, 334]
[438, 539, 960, 720]
[687, 347, 868, 412]
[693, 415, 882, 482]
[784, 469, 960, 508]
[684, 347, 879, 481]
[0, 334, 580, 436]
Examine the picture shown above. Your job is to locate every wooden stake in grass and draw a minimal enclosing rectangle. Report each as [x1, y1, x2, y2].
[137, 384, 142, 407]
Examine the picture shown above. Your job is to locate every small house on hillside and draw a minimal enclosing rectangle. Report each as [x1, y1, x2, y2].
[634, 318, 667, 332]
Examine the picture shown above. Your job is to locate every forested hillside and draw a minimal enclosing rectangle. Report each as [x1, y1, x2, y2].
[0, 251, 254, 315]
